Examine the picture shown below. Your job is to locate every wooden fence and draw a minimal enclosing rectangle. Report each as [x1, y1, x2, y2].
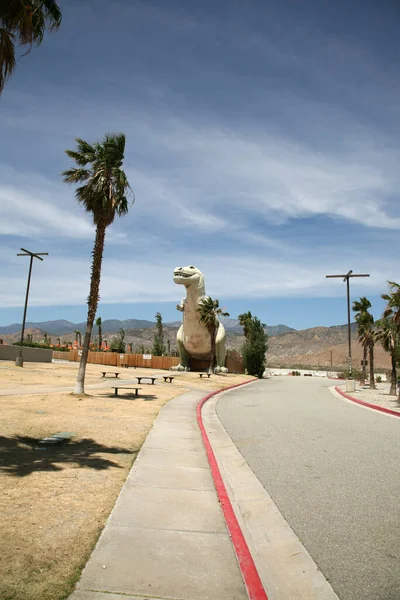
[53, 350, 244, 373]
[53, 350, 180, 370]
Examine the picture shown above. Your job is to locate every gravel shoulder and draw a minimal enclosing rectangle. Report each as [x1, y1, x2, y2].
[337, 381, 400, 413]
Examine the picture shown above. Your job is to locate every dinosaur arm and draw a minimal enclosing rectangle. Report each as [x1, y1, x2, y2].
[176, 298, 186, 312]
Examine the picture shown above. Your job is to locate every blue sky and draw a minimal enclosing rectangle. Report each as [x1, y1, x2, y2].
[0, 0, 399, 329]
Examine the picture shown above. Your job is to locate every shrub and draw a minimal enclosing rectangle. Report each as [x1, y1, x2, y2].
[375, 375, 382, 383]
[338, 368, 363, 380]
[242, 316, 268, 378]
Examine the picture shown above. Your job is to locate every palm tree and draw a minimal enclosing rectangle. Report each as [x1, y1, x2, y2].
[352, 297, 375, 388]
[238, 311, 253, 339]
[197, 297, 229, 372]
[96, 316, 102, 350]
[382, 281, 400, 326]
[0, 0, 62, 94]
[352, 298, 369, 384]
[381, 281, 400, 401]
[375, 318, 399, 397]
[62, 133, 133, 394]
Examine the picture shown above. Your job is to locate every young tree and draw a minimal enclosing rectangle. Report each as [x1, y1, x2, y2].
[197, 297, 229, 372]
[242, 316, 268, 378]
[352, 297, 375, 388]
[352, 298, 369, 384]
[74, 329, 82, 347]
[238, 311, 253, 339]
[375, 317, 399, 396]
[0, 0, 62, 94]
[96, 316, 102, 350]
[152, 312, 165, 356]
[110, 328, 126, 353]
[62, 133, 133, 394]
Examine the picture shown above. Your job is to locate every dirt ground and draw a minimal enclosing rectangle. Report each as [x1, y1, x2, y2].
[0, 360, 253, 600]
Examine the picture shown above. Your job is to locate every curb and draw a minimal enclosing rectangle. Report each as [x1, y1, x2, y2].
[197, 380, 269, 600]
[335, 385, 400, 418]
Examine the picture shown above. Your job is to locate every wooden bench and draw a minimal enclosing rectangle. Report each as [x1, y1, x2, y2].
[101, 371, 120, 378]
[135, 376, 157, 385]
[162, 376, 174, 383]
[199, 373, 211, 378]
[112, 387, 141, 397]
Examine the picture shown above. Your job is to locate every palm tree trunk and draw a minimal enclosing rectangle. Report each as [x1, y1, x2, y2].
[369, 343, 376, 390]
[209, 326, 216, 373]
[74, 223, 106, 394]
[361, 345, 367, 385]
[389, 351, 397, 396]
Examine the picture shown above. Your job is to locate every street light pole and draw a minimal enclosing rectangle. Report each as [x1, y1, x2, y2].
[16, 248, 48, 367]
[326, 270, 370, 376]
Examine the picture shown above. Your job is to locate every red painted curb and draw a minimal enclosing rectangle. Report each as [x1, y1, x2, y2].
[197, 380, 269, 600]
[335, 385, 400, 418]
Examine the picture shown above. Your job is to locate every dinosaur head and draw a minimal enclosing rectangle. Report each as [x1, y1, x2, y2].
[173, 265, 205, 291]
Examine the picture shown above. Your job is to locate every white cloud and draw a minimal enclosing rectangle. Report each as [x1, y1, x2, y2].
[0, 248, 396, 309]
[128, 117, 400, 231]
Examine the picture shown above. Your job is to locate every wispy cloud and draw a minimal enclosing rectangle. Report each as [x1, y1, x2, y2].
[0, 0, 399, 321]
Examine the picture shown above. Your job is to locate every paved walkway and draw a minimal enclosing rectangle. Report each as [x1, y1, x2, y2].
[69, 389, 247, 600]
[217, 377, 400, 600]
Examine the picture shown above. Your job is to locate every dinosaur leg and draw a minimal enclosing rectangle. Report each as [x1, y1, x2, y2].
[173, 324, 190, 371]
[215, 323, 228, 373]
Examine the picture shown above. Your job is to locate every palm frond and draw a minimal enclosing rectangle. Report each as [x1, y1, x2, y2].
[0, 27, 16, 93]
[39, 0, 62, 31]
[62, 132, 133, 226]
[61, 167, 90, 184]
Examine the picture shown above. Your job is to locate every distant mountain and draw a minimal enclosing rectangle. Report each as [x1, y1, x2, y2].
[220, 318, 296, 336]
[1, 317, 389, 370]
[0, 318, 155, 335]
[0, 317, 295, 336]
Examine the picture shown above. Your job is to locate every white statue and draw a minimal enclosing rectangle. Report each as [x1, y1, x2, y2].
[172, 265, 228, 372]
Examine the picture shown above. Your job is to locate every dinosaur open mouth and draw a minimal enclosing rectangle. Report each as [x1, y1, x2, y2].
[174, 272, 192, 278]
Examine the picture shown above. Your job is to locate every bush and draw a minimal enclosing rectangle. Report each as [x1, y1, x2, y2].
[12, 341, 52, 349]
[242, 316, 268, 378]
[338, 368, 363, 380]
[376, 375, 382, 383]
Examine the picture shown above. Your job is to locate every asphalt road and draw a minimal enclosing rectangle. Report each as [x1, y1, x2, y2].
[217, 377, 400, 600]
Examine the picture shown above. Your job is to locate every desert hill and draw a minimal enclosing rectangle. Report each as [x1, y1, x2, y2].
[0, 319, 391, 371]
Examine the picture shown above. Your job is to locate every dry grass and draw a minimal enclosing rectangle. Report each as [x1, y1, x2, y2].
[0, 360, 252, 600]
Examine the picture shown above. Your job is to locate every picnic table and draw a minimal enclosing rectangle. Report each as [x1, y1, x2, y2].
[199, 373, 211, 378]
[101, 371, 120, 378]
[135, 376, 158, 385]
[162, 376, 175, 383]
[112, 386, 141, 397]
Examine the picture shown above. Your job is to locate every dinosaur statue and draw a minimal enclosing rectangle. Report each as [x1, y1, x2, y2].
[172, 265, 228, 372]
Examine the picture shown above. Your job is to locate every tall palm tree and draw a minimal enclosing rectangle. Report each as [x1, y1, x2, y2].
[352, 297, 375, 388]
[62, 133, 133, 394]
[375, 317, 399, 397]
[0, 0, 62, 94]
[238, 311, 252, 339]
[95, 316, 102, 350]
[381, 281, 400, 401]
[197, 297, 229, 372]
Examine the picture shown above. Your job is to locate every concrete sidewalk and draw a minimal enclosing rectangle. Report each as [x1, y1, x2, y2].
[69, 389, 248, 600]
